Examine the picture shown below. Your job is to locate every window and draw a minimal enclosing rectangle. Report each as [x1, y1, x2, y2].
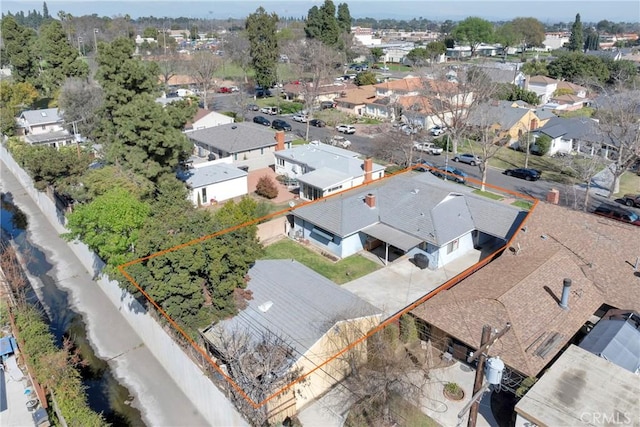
[202, 188, 207, 201]
[447, 239, 459, 254]
[277, 158, 285, 167]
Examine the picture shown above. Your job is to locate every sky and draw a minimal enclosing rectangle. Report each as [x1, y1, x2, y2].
[2, 0, 639, 22]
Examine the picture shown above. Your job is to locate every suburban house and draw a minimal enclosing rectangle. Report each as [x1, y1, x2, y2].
[578, 309, 640, 374]
[274, 141, 385, 201]
[334, 85, 376, 116]
[202, 259, 381, 423]
[177, 158, 248, 206]
[281, 81, 355, 105]
[514, 345, 639, 427]
[466, 101, 543, 145]
[534, 116, 616, 158]
[187, 123, 292, 170]
[185, 109, 234, 131]
[288, 172, 525, 265]
[16, 108, 73, 147]
[396, 95, 449, 130]
[543, 32, 570, 50]
[373, 77, 424, 98]
[526, 75, 557, 104]
[476, 64, 526, 87]
[411, 201, 640, 380]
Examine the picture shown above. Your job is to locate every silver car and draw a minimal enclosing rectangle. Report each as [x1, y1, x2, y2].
[453, 153, 481, 166]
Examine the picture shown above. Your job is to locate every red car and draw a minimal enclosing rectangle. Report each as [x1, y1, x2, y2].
[217, 87, 231, 93]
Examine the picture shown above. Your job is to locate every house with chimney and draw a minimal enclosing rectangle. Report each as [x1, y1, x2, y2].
[410, 201, 639, 381]
[186, 123, 292, 170]
[274, 141, 385, 201]
[287, 172, 525, 265]
[177, 157, 248, 206]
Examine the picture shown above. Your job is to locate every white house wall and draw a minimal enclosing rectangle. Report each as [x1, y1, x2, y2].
[190, 176, 247, 206]
[435, 232, 474, 268]
[191, 113, 234, 130]
[29, 123, 65, 135]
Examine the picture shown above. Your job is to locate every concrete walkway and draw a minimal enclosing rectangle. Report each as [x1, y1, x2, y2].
[1, 161, 210, 426]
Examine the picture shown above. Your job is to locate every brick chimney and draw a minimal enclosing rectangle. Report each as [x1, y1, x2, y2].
[365, 193, 376, 208]
[274, 131, 285, 151]
[363, 157, 373, 183]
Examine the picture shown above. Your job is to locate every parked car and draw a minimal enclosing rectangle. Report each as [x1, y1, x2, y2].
[336, 124, 356, 134]
[504, 168, 542, 181]
[320, 101, 335, 110]
[413, 159, 436, 172]
[330, 135, 351, 148]
[271, 119, 292, 132]
[217, 86, 231, 93]
[453, 153, 481, 166]
[292, 113, 308, 123]
[255, 88, 272, 98]
[260, 106, 280, 115]
[593, 205, 640, 226]
[430, 125, 447, 136]
[400, 124, 421, 135]
[309, 119, 326, 128]
[229, 86, 239, 92]
[246, 104, 260, 111]
[432, 166, 467, 183]
[253, 116, 271, 126]
[414, 142, 443, 155]
[622, 193, 640, 208]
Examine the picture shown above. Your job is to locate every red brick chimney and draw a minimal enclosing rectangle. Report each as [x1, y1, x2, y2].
[363, 157, 373, 183]
[365, 193, 376, 208]
[274, 131, 285, 151]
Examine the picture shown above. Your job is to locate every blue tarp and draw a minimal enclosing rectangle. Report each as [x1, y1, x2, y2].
[0, 336, 18, 358]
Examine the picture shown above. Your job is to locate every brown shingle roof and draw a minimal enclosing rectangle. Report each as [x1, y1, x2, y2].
[412, 202, 640, 376]
[374, 77, 425, 92]
[528, 75, 557, 85]
[336, 85, 376, 105]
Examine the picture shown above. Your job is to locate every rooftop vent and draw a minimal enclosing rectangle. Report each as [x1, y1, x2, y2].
[258, 301, 273, 313]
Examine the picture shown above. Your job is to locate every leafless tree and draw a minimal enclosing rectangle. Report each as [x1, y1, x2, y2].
[0, 234, 30, 307]
[591, 88, 640, 196]
[325, 316, 433, 426]
[370, 129, 418, 167]
[58, 77, 104, 139]
[288, 39, 343, 141]
[557, 153, 608, 211]
[189, 51, 222, 110]
[224, 32, 253, 85]
[156, 52, 182, 89]
[208, 327, 302, 426]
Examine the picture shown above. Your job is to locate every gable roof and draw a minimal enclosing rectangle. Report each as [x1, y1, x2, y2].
[374, 76, 424, 92]
[467, 102, 532, 130]
[412, 202, 640, 376]
[336, 85, 376, 105]
[19, 108, 63, 126]
[528, 75, 557, 85]
[551, 94, 586, 104]
[292, 172, 525, 246]
[536, 116, 607, 143]
[177, 162, 247, 189]
[204, 260, 381, 358]
[555, 80, 587, 94]
[187, 122, 288, 154]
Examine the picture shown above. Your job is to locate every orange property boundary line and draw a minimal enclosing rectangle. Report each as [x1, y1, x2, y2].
[118, 167, 539, 409]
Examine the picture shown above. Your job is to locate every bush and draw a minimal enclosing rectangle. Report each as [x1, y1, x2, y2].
[255, 175, 279, 199]
[534, 134, 552, 156]
[399, 314, 419, 344]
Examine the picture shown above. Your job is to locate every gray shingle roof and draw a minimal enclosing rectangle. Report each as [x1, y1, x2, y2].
[178, 163, 247, 188]
[467, 103, 529, 130]
[19, 108, 63, 126]
[292, 172, 524, 246]
[187, 122, 286, 154]
[536, 116, 612, 145]
[204, 260, 381, 358]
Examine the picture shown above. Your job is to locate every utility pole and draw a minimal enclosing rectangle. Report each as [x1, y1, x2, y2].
[93, 29, 99, 54]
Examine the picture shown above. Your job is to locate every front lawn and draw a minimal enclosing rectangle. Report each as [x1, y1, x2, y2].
[262, 239, 380, 284]
[615, 171, 640, 197]
[472, 189, 503, 200]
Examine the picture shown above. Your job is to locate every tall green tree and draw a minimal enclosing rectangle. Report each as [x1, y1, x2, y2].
[370, 47, 384, 63]
[495, 22, 520, 61]
[42, 2, 50, 19]
[304, 0, 350, 50]
[319, 0, 340, 47]
[510, 17, 545, 49]
[0, 81, 38, 136]
[424, 41, 446, 63]
[336, 3, 352, 34]
[568, 13, 584, 52]
[34, 20, 88, 96]
[304, 6, 323, 39]
[584, 28, 600, 51]
[245, 7, 279, 89]
[0, 16, 37, 82]
[547, 52, 610, 83]
[451, 17, 494, 57]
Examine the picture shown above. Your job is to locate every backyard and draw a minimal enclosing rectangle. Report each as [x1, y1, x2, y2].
[261, 239, 381, 285]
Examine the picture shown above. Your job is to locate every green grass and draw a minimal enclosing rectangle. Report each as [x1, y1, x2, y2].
[356, 116, 383, 125]
[291, 139, 307, 146]
[472, 190, 503, 200]
[614, 171, 640, 197]
[555, 107, 595, 118]
[512, 200, 534, 210]
[262, 239, 381, 284]
[213, 62, 296, 83]
[390, 394, 441, 427]
[373, 63, 412, 72]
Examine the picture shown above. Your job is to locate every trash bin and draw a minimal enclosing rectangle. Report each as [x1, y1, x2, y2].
[414, 253, 429, 269]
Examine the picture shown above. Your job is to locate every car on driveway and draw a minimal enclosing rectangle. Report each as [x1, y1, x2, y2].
[246, 104, 260, 111]
[453, 153, 481, 166]
[504, 168, 541, 181]
[336, 124, 356, 134]
[593, 205, 640, 226]
[412, 159, 436, 172]
[622, 193, 640, 207]
[292, 113, 308, 123]
[432, 166, 467, 183]
[271, 119, 292, 132]
[430, 125, 447, 136]
[260, 106, 280, 115]
[217, 87, 231, 93]
[330, 135, 351, 148]
[253, 116, 271, 126]
[414, 142, 443, 155]
[309, 119, 326, 127]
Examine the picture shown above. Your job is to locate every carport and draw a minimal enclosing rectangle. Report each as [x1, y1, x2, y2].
[362, 223, 423, 265]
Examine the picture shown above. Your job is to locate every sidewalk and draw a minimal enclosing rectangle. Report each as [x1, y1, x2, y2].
[1, 161, 211, 426]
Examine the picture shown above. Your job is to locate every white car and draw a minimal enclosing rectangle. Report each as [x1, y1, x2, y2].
[335, 124, 356, 134]
[413, 142, 443, 155]
[430, 125, 447, 136]
[330, 136, 351, 148]
[260, 106, 279, 115]
[292, 114, 308, 123]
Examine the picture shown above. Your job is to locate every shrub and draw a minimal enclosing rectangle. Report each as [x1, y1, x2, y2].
[444, 382, 461, 394]
[255, 175, 279, 199]
[534, 134, 552, 156]
[399, 314, 419, 344]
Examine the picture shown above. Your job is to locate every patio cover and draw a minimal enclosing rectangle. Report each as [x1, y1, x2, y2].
[362, 223, 423, 252]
